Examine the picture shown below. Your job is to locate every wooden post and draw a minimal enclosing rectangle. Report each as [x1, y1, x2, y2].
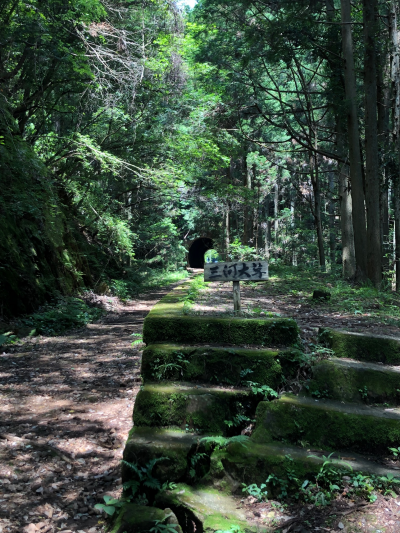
[233, 281, 241, 313]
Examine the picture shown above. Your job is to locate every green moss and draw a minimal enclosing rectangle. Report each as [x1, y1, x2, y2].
[133, 383, 253, 435]
[111, 504, 181, 533]
[122, 427, 198, 483]
[207, 440, 400, 494]
[143, 285, 299, 347]
[253, 393, 400, 453]
[308, 358, 400, 403]
[143, 315, 299, 347]
[141, 344, 283, 386]
[154, 484, 268, 533]
[319, 328, 400, 364]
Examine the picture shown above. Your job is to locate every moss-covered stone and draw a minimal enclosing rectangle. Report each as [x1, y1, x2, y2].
[141, 344, 283, 386]
[133, 383, 254, 435]
[122, 427, 199, 483]
[154, 483, 269, 533]
[208, 440, 400, 490]
[111, 504, 182, 533]
[308, 358, 400, 403]
[142, 286, 299, 347]
[319, 328, 400, 364]
[252, 393, 400, 453]
[143, 315, 299, 347]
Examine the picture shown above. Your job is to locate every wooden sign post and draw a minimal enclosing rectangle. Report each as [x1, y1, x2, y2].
[204, 261, 269, 314]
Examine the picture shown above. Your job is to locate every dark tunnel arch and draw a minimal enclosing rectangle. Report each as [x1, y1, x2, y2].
[188, 237, 213, 268]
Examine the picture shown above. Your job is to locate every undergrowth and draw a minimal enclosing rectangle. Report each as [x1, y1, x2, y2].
[241, 453, 400, 507]
[182, 275, 208, 314]
[14, 296, 104, 336]
[110, 267, 188, 299]
[267, 265, 400, 325]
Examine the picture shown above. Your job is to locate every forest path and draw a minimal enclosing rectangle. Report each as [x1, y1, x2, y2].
[0, 280, 189, 533]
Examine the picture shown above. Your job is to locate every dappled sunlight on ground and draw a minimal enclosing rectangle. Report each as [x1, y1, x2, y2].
[0, 284, 185, 533]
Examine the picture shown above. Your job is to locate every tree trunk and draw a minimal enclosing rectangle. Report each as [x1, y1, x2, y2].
[377, 8, 391, 276]
[243, 155, 253, 245]
[274, 171, 280, 245]
[310, 151, 326, 271]
[254, 170, 260, 249]
[363, 0, 382, 286]
[340, 0, 368, 280]
[225, 208, 230, 260]
[328, 164, 336, 266]
[337, 118, 356, 278]
[390, 2, 400, 290]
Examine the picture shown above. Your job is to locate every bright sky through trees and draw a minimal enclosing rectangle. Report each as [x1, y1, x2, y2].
[180, 0, 197, 7]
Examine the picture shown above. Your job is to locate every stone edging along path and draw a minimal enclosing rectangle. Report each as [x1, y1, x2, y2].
[113, 279, 400, 533]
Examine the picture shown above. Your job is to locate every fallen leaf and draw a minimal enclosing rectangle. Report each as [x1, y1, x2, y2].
[23, 525, 37, 533]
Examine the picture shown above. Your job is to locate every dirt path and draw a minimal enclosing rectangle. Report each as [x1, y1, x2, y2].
[0, 282, 186, 533]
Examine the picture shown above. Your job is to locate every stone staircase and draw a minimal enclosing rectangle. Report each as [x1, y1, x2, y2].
[117, 282, 400, 533]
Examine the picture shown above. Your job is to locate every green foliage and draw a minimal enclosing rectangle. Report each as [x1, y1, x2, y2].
[246, 381, 279, 400]
[121, 457, 176, 506]
[389, 446, 400, 458]
[182, 275, 208, 313]
[224, 413, 252, 429]
[152, 352, 189, 381]
[0, 332, 20, 347]
[17, 297, 103, 335]
[241, 482, 268, 502]
[359, 386, 369, 401]
[215, 526, 242, 533]
[94, 495, 125, 517]
[242, 452, 400, 506]
[131, 333, 144, 348]
[311, 389, 330, 400]
[199, 435, 250, 452]
[227, 239, 266, 262]
[189, 452, 209, 479]
[150, 517, 179, 533]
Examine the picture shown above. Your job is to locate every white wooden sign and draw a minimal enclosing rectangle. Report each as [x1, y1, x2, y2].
[204, 261, 269, 282]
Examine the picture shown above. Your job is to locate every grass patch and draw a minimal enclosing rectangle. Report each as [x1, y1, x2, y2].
[181, 275, 208, 314]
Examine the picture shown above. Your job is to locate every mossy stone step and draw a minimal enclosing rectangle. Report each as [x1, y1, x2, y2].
[253, 393, 400, 453]
[155, 483, 270, 533]
[141, 343, 286, 386]
[319, 328, 400, 364]
[209, 439, 400, 491]
[111, 505, 182, 533]
[144, 315, 299, 347]
[143, 285, 299, 346]
[133, 382, 254, 435]
[308, 357, 400, 403]
[122, 427, 199, 484]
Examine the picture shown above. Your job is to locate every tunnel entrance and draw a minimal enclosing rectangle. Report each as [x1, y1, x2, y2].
[188, 237, 213, 268]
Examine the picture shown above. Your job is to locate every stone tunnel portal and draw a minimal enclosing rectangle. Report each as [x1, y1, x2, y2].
[188, 237, 213, 268]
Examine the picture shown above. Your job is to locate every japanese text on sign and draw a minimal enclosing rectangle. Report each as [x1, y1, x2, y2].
[204, 261, 269, 282]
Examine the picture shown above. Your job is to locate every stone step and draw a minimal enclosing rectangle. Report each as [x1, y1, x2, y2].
[319, 328, 400, 364]
[122, 429, 400, 502]
[111, 504, 182, 533]
[308, 357, 400, 404]
[141, 343, 288, 386]
[154, 483, 266, 533]
[253, 393, 400, 453]
[209, 438, 400, 491]
[122, 427, 200, 484]
[142, 285, 299, 346]
[133, 382, 255, 435]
